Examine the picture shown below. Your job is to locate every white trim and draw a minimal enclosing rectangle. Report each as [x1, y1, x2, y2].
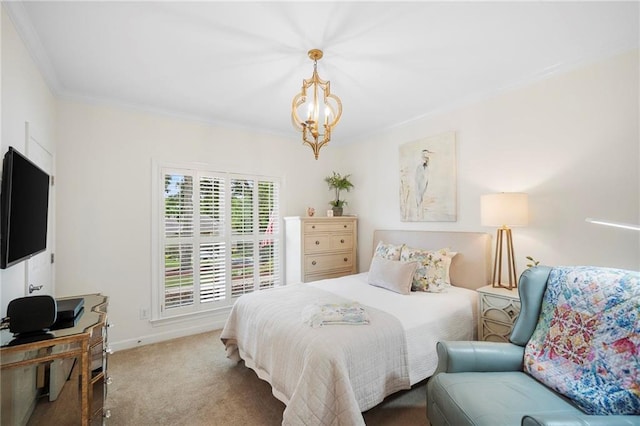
[110, 307, 230, 352]
[2, 2, 62, 95]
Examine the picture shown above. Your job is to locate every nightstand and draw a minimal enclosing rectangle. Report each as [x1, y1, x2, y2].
[477, 285, 521, 342]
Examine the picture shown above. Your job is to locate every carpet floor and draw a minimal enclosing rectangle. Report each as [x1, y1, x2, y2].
[107, 329, 431, 425]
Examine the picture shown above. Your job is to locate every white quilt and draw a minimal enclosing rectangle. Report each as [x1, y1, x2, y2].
[220, 273, 477, 425]
[310, 273, 478, 384]
[221, 284, 409, 425]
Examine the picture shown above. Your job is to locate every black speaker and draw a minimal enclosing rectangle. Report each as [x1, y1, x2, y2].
[7, 295, 57, 334]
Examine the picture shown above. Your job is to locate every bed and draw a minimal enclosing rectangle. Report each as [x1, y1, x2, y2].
[220, 230, 491, 425]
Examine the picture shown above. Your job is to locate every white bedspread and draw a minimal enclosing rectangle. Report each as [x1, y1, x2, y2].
[220, 272, 478, 425]
[310, 272, 478, 384]
[221, 283, 409, 425]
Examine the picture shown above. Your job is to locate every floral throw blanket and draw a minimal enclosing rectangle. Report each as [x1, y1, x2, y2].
[524, 266, 640, 415]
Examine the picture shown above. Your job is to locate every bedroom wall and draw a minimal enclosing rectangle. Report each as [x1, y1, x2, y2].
[337, 49, 639, 275]
[1, 8, 57, 316]
[55, 99, 338, 348]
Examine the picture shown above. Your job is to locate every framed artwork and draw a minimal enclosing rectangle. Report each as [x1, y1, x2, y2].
[399, 131, 457, 222]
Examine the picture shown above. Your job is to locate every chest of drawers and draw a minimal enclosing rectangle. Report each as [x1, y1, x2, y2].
[477, 285, 521, 342]
[285, 216, 357, 283]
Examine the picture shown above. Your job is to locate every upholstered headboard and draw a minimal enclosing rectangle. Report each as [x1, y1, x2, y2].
[372, 230, 491, 291]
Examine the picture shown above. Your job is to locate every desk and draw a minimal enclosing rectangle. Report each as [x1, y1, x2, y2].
[1, 294, 109, 425]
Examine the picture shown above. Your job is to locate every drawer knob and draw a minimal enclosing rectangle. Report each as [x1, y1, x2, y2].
[312, 261, 317, 266]
[315, 240, 320, 245]
[312, 225, 316, 229]
[343, 225, 347, 228]
[340, 239, 345, 243]
[344, 257, 348, 262]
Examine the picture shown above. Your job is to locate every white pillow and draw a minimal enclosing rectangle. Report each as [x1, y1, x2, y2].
[367, 256, 418, 295]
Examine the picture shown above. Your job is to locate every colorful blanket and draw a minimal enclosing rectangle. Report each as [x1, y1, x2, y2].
[524, 266, 640, 415]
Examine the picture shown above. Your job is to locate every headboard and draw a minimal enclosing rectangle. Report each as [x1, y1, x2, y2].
[372, 230, 491, 291]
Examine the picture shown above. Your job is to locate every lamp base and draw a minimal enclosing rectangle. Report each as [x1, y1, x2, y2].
[491, 227, 518, 290]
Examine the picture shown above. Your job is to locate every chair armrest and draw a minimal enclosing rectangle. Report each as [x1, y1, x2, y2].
[522, 414, 640, 426]
[434, 340, 524, 374]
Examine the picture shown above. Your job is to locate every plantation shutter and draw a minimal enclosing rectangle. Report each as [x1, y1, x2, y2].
[199, 175, 226, 302]
[158, 166, 281, 318]
[258, 180, 279, 290]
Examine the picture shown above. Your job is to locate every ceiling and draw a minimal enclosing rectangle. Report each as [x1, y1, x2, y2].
[5, 1, 639, 145]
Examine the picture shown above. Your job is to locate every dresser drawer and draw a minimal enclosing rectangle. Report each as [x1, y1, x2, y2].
[329, 234, 353, 250]
[303, 235, 330, 253]
[304, 253, 354, 273]
[304, 221, 354, 234]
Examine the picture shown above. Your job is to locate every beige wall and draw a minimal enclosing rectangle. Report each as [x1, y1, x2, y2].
[55, 100, 339, 348]
[1, 8, 57, 315]
[340, 49, 639, 273]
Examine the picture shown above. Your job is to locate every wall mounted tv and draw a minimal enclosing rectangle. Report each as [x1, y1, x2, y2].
[0, 147, 50, 269]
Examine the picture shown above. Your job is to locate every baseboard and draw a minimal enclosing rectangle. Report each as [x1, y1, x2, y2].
[110, 316, 228, 352]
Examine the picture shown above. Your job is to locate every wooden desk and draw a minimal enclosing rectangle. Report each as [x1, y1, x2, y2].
[1, 294, 109, 425]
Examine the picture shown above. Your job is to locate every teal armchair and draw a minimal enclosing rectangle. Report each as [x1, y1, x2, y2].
[426, 266, 640, 426]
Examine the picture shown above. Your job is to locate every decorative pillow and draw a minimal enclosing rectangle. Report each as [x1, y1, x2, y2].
[524, 266, 640, 415]
[367, 256, 418, 295]
[373, 241, 404, 261]
[399, 245, 457, 292]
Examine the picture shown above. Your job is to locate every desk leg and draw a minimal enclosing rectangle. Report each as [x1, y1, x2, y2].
[81, 338, 89, 426]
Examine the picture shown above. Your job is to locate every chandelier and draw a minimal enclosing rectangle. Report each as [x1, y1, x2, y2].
[291, 49, 343, 160]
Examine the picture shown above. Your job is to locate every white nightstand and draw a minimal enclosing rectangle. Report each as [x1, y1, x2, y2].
[477, 285, 521, 342]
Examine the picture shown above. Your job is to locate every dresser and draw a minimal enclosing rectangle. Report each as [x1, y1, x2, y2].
[477, 285, 521, 342]
[1, 294, 110, 425]
[285, 216, 357, 283]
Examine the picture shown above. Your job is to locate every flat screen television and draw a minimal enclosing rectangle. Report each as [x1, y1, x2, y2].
[0, 147, 50, 269]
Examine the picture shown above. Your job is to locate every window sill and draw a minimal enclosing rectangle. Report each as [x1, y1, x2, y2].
[150, 304, 232, 327]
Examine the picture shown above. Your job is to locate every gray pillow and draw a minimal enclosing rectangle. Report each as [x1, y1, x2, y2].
[367, 256, 418, 295]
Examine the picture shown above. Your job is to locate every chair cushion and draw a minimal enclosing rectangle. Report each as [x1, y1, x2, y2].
[524, 266, 640, 415]
[428, 371, 582, 426]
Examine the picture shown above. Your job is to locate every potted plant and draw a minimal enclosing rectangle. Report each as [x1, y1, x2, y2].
[324, 171, 354, 217]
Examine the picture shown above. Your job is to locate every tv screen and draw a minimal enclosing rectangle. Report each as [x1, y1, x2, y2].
[0, 147, 50, 269]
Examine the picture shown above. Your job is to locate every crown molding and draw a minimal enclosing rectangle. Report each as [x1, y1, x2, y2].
[3, 1, 62, 95]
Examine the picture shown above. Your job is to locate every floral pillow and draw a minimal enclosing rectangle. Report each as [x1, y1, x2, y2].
[399, 245, 457, 292]
[524, 266, 640, 415]
[373, 241, 404, 261]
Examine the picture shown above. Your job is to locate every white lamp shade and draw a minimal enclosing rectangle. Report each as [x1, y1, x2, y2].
[481, 193, 529, 227]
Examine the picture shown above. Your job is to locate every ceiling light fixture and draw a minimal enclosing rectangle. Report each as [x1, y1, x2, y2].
[291, 49, 342, 160]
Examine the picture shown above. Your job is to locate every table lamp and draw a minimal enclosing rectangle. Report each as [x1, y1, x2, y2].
[481, 192, 529, 289]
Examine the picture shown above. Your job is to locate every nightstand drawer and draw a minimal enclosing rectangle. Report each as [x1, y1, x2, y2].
[483, 305, 520, 324]
[481, 319, 514, 342]
[481, 294, 520, 324]
[477, 285, 521, 341]
[304, 253, 354, 273]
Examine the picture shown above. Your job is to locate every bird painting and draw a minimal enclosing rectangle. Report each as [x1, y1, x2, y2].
[415, 149, 434, 211]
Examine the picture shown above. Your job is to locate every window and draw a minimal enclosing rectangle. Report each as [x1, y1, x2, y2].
[153, 163, 281, 319]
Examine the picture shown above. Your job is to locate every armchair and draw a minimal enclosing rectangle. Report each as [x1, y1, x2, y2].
[427, 265, 639, 426]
